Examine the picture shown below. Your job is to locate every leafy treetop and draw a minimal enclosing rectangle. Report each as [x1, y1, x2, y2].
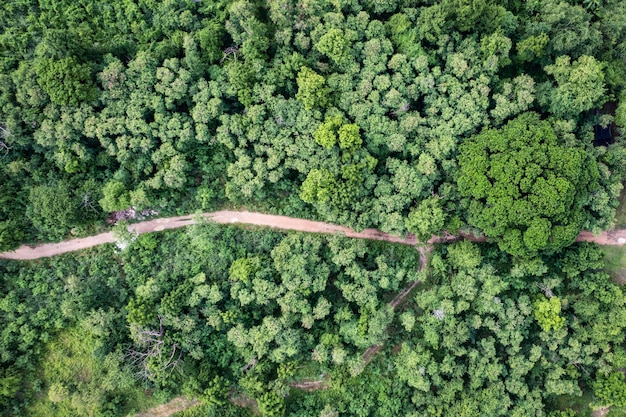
[458, 112, 600, 257]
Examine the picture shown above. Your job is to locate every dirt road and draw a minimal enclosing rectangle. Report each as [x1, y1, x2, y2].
[0, 211, 427, 260]
[0, 210, 624, 261]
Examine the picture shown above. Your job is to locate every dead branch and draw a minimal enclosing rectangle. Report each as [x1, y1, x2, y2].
[535, 283, 554, 298]
[0, 141, 10, 157]
[241, 357, 257, 372]
[220, 46, 239, 64]
[0, 124, 11, 158]
[568, 360, 591, 376]
[82, 194, 99, 214]
[125, 317, 182, 382]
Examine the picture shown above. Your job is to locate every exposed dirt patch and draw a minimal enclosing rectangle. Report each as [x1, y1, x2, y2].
[592, 406, 611, 417]
[107, 207, 158, 224]
[0, 211, 423, 260]
[290, 377, 330, 391]
[133, 396, 200, 417]
[229, 392, 260, 415]
[611, 266, 626, 285]
[361, 344, 384, 366]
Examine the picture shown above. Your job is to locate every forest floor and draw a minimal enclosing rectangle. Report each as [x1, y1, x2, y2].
[601, 245, 626, 285]
[3, 210, 626, 260]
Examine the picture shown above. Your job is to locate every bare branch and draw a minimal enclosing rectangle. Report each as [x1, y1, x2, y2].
[568, 360, 591, 376]
[220, 46, 239, 64]
[125, 318, 183, 382]
[241, 357, 257, 372]
[82, 194, 99, 214]
[0, 124, 12, 158]
[535, 283, 554, 298]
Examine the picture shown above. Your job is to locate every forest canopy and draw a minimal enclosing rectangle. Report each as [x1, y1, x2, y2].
[0, 0, 624, 252]
[2, 0, 626, 416]
[2, 226, 626, 417]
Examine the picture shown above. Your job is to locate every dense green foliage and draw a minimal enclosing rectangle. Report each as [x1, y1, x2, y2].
[0, 224, 422, 415]
[458, 112, 600, 256]
[0, 0, 625, 252]
[3, 0, 626, 416]
[172, 402, 253, 417]
[285, 242, 626, 417]
[0, 246, 133, 415]
[392, 242, 626, 416]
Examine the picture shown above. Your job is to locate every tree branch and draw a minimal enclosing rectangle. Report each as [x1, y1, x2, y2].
[220, 46, 239, 64]
[125, 318, 183, 382]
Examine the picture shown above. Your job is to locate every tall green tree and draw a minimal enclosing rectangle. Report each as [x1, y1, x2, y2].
[35, 57, 96, 106]
[540, 55, 606, 118]
[457, 112, 600, 257]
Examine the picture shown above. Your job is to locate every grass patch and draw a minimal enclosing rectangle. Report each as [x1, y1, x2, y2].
[601, 245, 626, 285]
[171, 402, 254, 417]
[608, 407, 626, 416]
[27, 327, 163, 417]
[289, 361, 328, 383]
[550, 392, 594, 416]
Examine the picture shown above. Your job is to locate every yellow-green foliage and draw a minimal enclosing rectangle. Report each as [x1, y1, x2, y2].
[296, 67, 330, 111]
[314, 115, 343, 148]
[229, 256, 262, 284]
[594, 372, 626, 408]
[533, 297, 566, 332]
[338, 124, 362, 150]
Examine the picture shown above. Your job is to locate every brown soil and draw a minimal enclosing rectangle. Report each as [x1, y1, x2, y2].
[577, 229, 626, 246]
[361, 344, 384, 366]
[228, 392, 260, 415]
[0, 211, 471, 260]
[1, 211, 422, 260]
[289, 377, 330, 391]
[133, 396, 200, 417]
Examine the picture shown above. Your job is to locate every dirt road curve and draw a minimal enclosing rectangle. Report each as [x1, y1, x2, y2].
[0, 210, 623, 261]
